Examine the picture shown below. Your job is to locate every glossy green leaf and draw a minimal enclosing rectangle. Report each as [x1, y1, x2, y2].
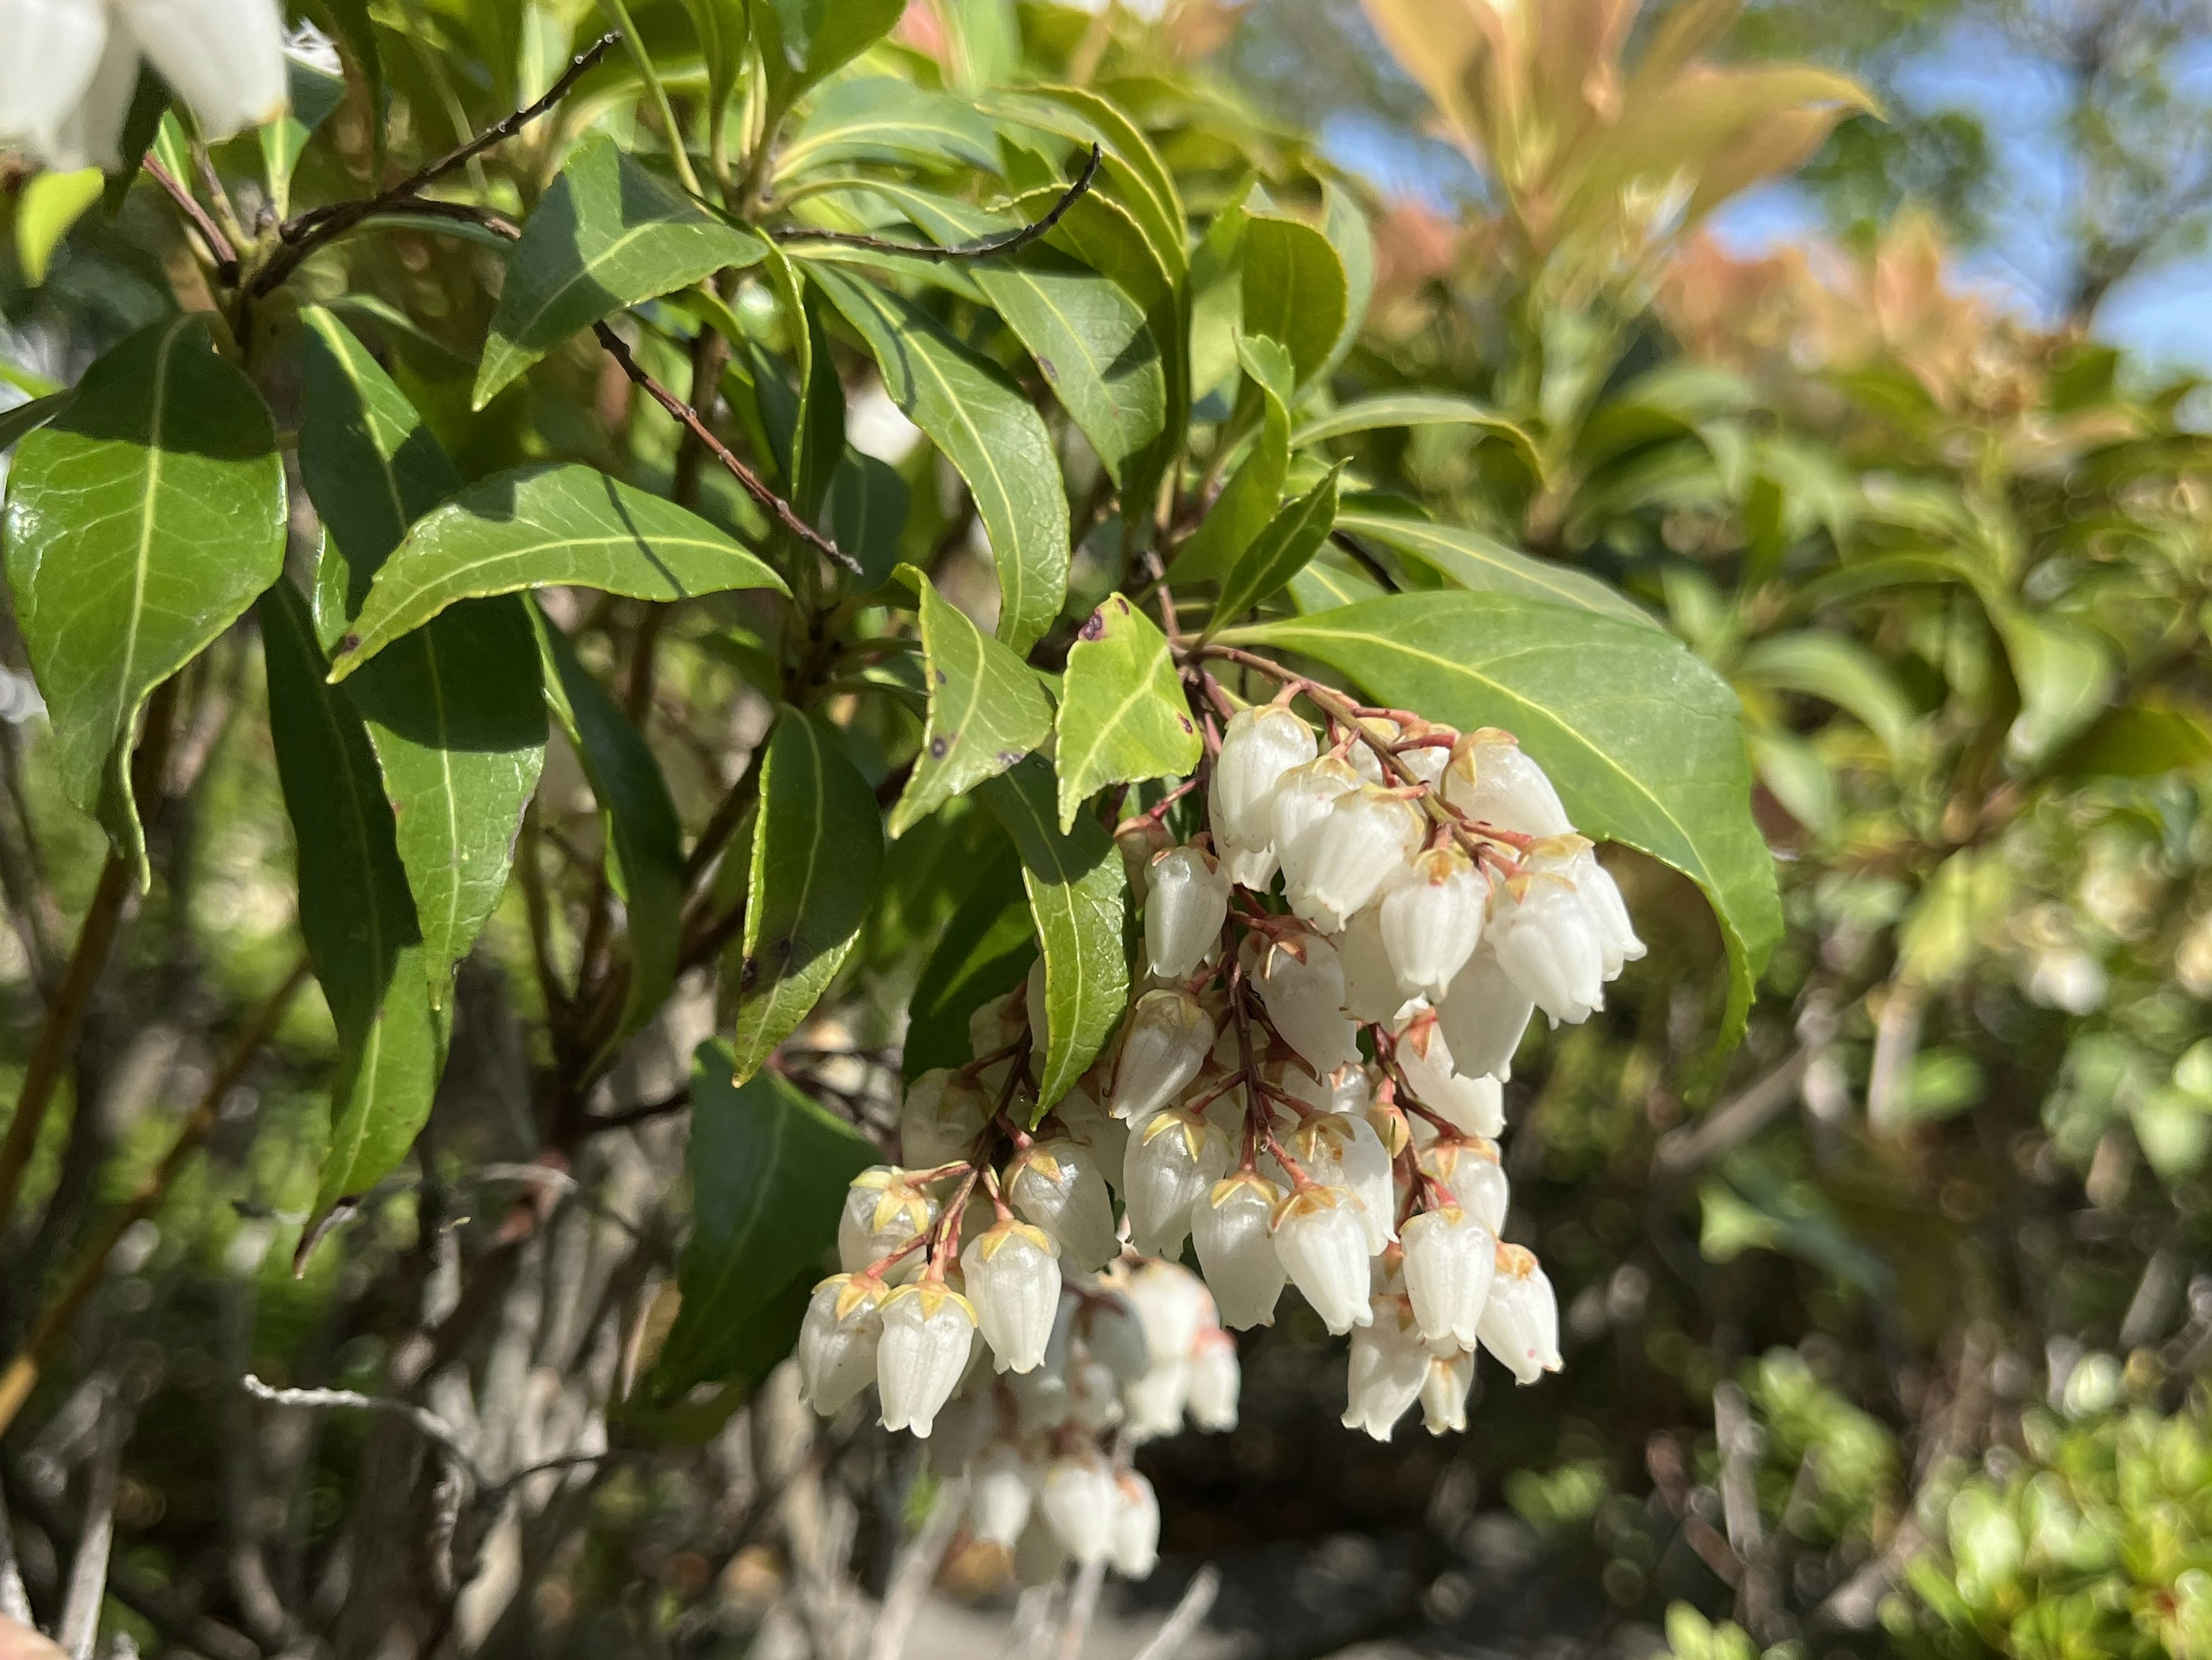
[651, 1039, 877, 1396]
[1055, 594, 1201, 831]
[1227, 594, 1781, 1054]
[828, 453, 908, 589]
[1319, 181, 1374, 378]
[1289, 548, 1385, 613]
[1240, 214, 1347, 391]
[756, 0, 904, 105]
[2, 316, 285, 880]
[535, 609, 685, 1048]
[680, 0, 749, 108]
[861, 183, 1167, 489]
[758, 244, 844, 527]
[1292, 395, 1540, 474]
[0, 394, 66, 453]
[260, 581, 446, 1222]
[1995, 607, 2116, 764]
[730, 708, 887, 1084]
[901, 841, 1035, 1079]
[1734, 631, 1918, 761]
[300, 308, 548, 1000]
[2055, 703, 2212, 778]
[474, 135, 767, 407]
[979, 757, 1128, 1113]
[1335, 508, 1661, 631]
[1170, 335, 1293, 585]
[331, 464, 785, 677]
[1210, 462, 1342, 630]
[987, 87, 1187, 285]
[777, 79, 1002, 180]
[16, 168, 101, 286]
[809, 264, 1069, 655]
[888, 566, 1054, 837]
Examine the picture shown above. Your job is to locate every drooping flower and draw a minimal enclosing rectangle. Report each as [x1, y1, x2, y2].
[1400, 1205, 1497, 1351]
[1210, 705, 1317, 859]
[1193, 1171, 1287, 1329]
[1443, 731, 1573, 837]
[969, 1444, 1037, 1549]
[1417, 1136, 1510, 1234]
[1126, 1108, 1231, 1257]
[838, 1167, 938, 1277]
[1254, 934, 1361, 1074]
[1040, 1451, 1118, 1566]
[1186, 1328, 1241, 1430]
[1109, 1473, 1161, 1578]
[1478, 1244, 1562, 1384]
[1146, 844, 1231, 979]
[962, 1219, 1062, 1374]
[1491, 868, 1608, 1024]
[797, 1272, 887, 1414]
[1435, 948, 1536, 1081]
[1005, 1140, 1120, 1271]
[1283, 785, 1425, 932]
[1294, 1110, 1396, 1251]
[899, 1069, 991, 1167]
[1271, 1184, 1374, 1334]
[1111, 989, 1214, 1123]
[1394, 1015, 1506, 1137]
[876, 1281, 977, 1436]
[1421, 1349, 1475, 1435]
[1337, 902, 1414, 1024]
[1380, 845, 1486, 1001]
[1341, 1298, 1429, 1439]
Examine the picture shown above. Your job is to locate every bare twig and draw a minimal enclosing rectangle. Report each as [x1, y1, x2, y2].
[1652, 1000, 1836, 1178]
[56, 1410, 123, 1660]
[143, 155, 238, 281]
[868, 1476, 968, 1660]
[1130, 1566, 1221, 1660]
[239, 1375, 485, 1491]
[772, 145, 1103, 262]
[1057, 1555, 1107, 1660]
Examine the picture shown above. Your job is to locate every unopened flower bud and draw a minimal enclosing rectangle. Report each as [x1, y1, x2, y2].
[963, 1220, 1062, 1374]
[1380, 845, 1486, 1001]
[1187, 1328, 1241, 1430]
[970, 1444, 1037, 1548]
[1341, 1298, 1428, 1440]
[838, 1167, 938, 1277]
[1271, 1185, 1374, 1334]
[1421, 1349, 1475, 1435]
[1444, 731, 1572, 837]
[1285, 785, 1424, 932]
[797, 1272, 886, 1414]
[1111, 990, 1214, 1123]
[1337, 903, 1413, 1024]
[1006, 1140, 1119, 1270]
[1126, 1109, 1231, 1257]
[1109, 1473, 1161, 1578]
[1040, 1452, 1118, 1566]
[1478, 1244, 1562, 1384]
[1435, 950, 1535, 1081]
[1146, 845, 1231, 979]
[876, 1281, 977, 1436]
[1400, 1205, 1497, 1350]
[900, 1070, 991, 1167]
[1255, 934, 1361, 1074]
[1210, 705, 1319, 853]
[1492, 872, 1607, 1024]
[1194, 1171, 1287, 1329]
[1418, 1135, 1509, 1233]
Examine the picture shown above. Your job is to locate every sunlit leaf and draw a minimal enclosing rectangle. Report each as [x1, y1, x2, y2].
[1055, 594, 1201, 831]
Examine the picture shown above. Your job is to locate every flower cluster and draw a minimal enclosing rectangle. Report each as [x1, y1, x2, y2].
[799, 682, 1642, 1582]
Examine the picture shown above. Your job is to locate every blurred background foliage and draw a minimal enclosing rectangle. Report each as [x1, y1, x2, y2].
[0, 1, 2208, 1658]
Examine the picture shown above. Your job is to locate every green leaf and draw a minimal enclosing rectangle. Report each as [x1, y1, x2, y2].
[651, 1039, 877, 1396]
[259, 580, 446, 1222]
[757, 244, 844, 527]
[859, 183, 1167, 489]
[1210, 462, 1343, 630]
[2, 316, 285, 880]
[330, 463, 785, 677]
[1292, 394, 1540, 474]
[888, 566, 1054, 837]
[1994, 607, 2115, 765]
[2055, 703, 2212, 779]
[730, 708, 887, 1084]
[1055, 594, 1201, 831]
[0, 394, 67, 453]
[809, 263, 1069, 655]
[1169, 335, 1293, 584]
[1334, 508, 1661, 631]
[1733, 631, 1918, 761]
[901, 840, 1035, 1078]
[16, 168, 102, 286]
[1289, 548, 1385, 613]
[987, 87, 1187, 285]
[300, 308, 547, 1000]
[979, 757, 1128, 1113]
[828, 453, 909, 589]
[1226, 595, 1781, 1055]
[756, 0, 904, 105]
[1319, 181, 1374, 378]
[680, 0, 750, 109]
[534, 608, 686, 1048]
[1239, 213, 1347, 391]
[776, 79, 1003, 180]
[474, 135, 767, 407]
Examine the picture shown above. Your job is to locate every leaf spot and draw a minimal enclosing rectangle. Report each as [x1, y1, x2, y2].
[997, 750, 1024, 766]
[1180, 715, 1194, 733]
[935, 668, 949, 686]
[1079, 610, 1107, 642]
[338, 633, 361, 656]
[929, 735, 951, 759]
[738, 956, 760, 991]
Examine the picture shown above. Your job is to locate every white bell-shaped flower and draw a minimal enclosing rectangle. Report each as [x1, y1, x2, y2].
[1271, 755, 1361, 901]
[797, 1272, 886, 1415]
[969, 988, 1027, 1060]
[1421, 1349, 1475, 1435]
[969, 1444, 1037, 1548]
[1067, 1355, 1126, 1432]
[1444, 731, 1573, 837]
[1395, 1016, 1506, 1137]
[838, 1167, 938, 1277]
[1122, 1360, 1189, 1440]
[1294, 1111, 1396, 1251]
[1341, 1298, 1429, 1440]
[1491, 872, 1608, 1024]
[1564, 846, 1645, 977]
[1270, 1185, 1374, 1334]
[1109, 1473, 1161, 1579]
[1007, 1356, 1071, 1435]
[1400, 1205, 1497, 1351]
[1285, 785, 1424, 932]
[899, 1069, 991, 1167]
[1391, 720, 1455, 788]
[1111, 989, 1214, 1123]
[1187, 1328, 1241, 1430]
[1478, 1244, 1562, 1384]
[1346, 718, 1401, 785]
[1337, 903, 1413, 1024]
[876, 1281, 976, 1436]
[1380, 845, 1486, 1001]
[962, 1219, 1062, 1374]
[1006, 1139, 1119, 1270]
[130, 0, 290, 140]
[1193, 1171, 1287, 1329]
[1210, 704, 1317, 854]
[1417, 1136, 1510, 1234]
[1219, 840, 1279, 891]
[1255, 935, 1362, 1074]
[1040, 1452, 1118, 1566]
[1146, 845, 1230, 979]
[1079, 1291, 1152, 1385]
[1125, 1260, 1214, 1367]
[1435, 950, 1535, 1081]
[1126, 1109, 1230, 1257]
[1050, 1081, 1130, 1193]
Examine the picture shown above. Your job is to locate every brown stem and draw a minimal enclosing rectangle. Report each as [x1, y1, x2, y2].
[0, 956, 310, 1436]
[772, 145, 1102, 262]
[144, 154, 237, 281]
